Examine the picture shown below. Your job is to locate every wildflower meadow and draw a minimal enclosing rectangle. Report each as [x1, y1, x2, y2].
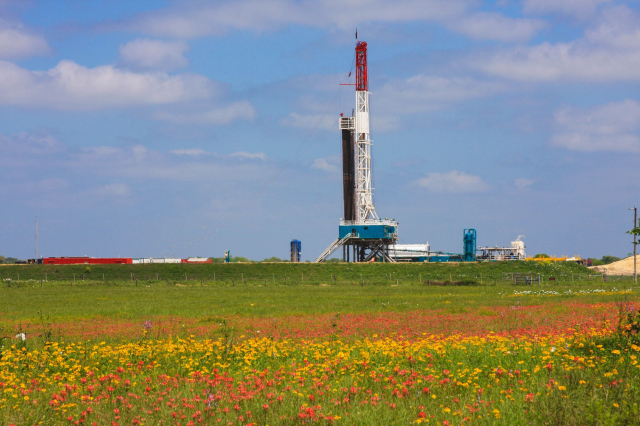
[1, 262, 639, 425]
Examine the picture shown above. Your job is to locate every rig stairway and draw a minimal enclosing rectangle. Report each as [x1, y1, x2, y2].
[314, 233, 356, 263]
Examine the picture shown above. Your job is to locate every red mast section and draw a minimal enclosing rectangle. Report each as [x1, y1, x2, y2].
[355, 41, 368, 91]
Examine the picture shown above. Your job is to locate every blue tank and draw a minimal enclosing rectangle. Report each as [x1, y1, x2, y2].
[290, 240, 301, 262]
[463, 229, 477, 262]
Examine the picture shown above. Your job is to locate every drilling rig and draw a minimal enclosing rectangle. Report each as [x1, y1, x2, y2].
[315, 41, 398, 262]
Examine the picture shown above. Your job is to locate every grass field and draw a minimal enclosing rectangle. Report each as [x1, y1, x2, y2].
[1, 262, 639, 425]
[0, 260, 602, 286]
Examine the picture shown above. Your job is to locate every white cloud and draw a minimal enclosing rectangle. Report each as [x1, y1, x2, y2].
[447, 12, 546, 42]
[550, 99, 640, 153]
[523, 0, 613, 20]
[0, 132, 64, 154]
[0, 22, 49, 59]
[473, 41, 640, 82]
[230, 151, 266, 160]
[414, 170, 489, 193]
[91, 183, 131, 198]
[473, 5, 640, 82]
[64, 142, 272, 182]
[378, 75, 505, 113]
[153, 101, 255, 124]
[312, 157, 339, 173]
[584, 5, 640, 50]
[119, 38, 190, 71]
[0, 60, 214, 109]
[87, 146, 122, 156]
[170, 148, 208, 156]
[282, 74, 503, 133]
[122, 0, 470, 38]
[515, 178, 534, 189]
[280, 112, 337, 131]
[120, 0, 541, 43]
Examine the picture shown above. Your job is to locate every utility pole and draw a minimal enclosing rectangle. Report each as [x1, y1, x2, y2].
[631, 206, 637, 284]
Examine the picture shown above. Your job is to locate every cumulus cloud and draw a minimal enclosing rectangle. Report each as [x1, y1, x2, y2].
[281, 73, 504, 133]
[121, 0, 469, 38]
[280, 112, 336, 131]
[550, 99, 640, 152]
[515, 178, 534, 189]
[312, 157, 339, 173]
[0, 131, 64, 155]
[60, 142, 270, 182]
[0, 60, 213, 109]
[473, 5, 640, 82]
[0, 22, 49, 59]
[523, 0, 613, 20]
[230, 151, 266, 160]
[446, 12, 546, 42]
[119, 38, 190, 71]
[91, 183, 131, 198]
[170, 148, 208, 156]
[153, 101, 255, 124]
[378, 75, 505, 113]
[414, 170, 489, 193]
[117, 0, 540, 43]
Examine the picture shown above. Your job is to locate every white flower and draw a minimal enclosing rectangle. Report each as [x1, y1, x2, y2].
[15, 333, 26, 341]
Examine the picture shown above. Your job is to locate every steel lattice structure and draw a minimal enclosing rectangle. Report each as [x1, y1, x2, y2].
[354, 42, 378, 223]
[315, 41, 398, 263]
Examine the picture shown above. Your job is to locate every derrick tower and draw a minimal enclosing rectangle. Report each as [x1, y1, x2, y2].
[353, 41, 377, 222]
[315, 41, 398, 263]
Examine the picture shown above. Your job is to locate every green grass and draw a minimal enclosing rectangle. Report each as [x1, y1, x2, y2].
[0, 259, 602, 285]
[1, 261, 635, 339]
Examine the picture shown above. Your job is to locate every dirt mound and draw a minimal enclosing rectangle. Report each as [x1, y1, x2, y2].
[590, 256, 639, 275]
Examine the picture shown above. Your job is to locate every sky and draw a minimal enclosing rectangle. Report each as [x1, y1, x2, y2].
[1, 0, 639, 261]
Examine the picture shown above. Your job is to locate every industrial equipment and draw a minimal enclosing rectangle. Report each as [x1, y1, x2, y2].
[316, 41, 398, 263]
[463, 229, 477, 261]
[290, 240, 301, 262]
[477, 235, 527, 261]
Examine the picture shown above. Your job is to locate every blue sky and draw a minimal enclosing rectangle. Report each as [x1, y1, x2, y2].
[1, 0, 640, 261]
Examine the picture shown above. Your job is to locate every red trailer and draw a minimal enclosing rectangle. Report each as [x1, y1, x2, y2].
[42, 257, 133, 265]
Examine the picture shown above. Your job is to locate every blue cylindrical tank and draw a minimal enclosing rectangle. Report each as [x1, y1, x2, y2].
[290, 240, 301, 262]
[463, 229, 476, 262]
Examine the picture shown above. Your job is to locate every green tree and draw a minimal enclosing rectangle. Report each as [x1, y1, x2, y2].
[534, 254, 549, 259]
[600, 256, 620, 265]
[261, 257, 285, 262]
[0, 256, 5, 264]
